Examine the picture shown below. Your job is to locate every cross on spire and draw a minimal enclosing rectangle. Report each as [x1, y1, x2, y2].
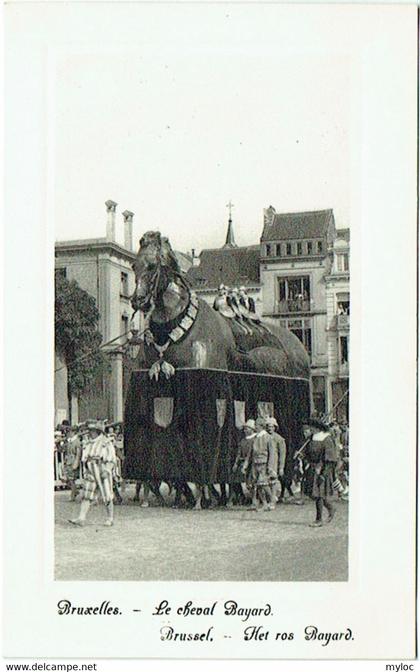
[223, 200, 237, 248]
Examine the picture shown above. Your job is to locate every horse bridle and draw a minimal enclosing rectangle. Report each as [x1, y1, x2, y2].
[131, 238, 190, 321]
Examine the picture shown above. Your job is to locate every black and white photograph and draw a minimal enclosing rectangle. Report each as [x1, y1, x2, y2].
[3, 0, 417, 663]
[52, 10, 351, 583]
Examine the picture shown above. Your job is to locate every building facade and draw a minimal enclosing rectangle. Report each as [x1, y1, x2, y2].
[188, 206, 349, 419]
[55, 202, 349, 424]
[54, 202, 192, 426]
[259, 207, 335, 415]
[325, 228, 350, 422]
[55, 202, 139, 425]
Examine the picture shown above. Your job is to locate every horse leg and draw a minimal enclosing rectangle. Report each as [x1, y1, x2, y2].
[219, 483, 228, 506]
[209, 484, 220, 506]
[141, 482, 150, 507]
[133, 480, 141, 502]
[171, 481, 182, 508]
[194, 484, 203, 510]
[151, 480, 166, 506]
[182, 481, 195, 508]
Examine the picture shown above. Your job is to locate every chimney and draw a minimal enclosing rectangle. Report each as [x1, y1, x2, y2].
[105, 200, 117, 241]
[122, 210, 134, 251]
[263, 205, 276, 227]
[191, 248, 200, 267]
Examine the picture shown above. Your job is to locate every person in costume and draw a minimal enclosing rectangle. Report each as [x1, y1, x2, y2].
[105, 425, 123, 505]
[265, 417, 286, 505]
[237, 287, 266, 334]
[238, 286, 256, 314]
[302, 418, 338, 527]
[228, 419, 256, 506]
[244, 416, 274, 511]
[62, 426, 82, 501]
[69, 421, 117, 527]
[213, 284, 229, 312]
[227, 287, 253, 334]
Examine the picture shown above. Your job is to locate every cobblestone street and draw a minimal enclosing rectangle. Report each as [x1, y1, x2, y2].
[55, 490, 348, 582]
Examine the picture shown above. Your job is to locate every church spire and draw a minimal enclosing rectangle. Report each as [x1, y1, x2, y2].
[223, 200, 237, 248]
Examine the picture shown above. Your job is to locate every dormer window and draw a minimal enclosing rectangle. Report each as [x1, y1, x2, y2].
[266, 244, 272, 257]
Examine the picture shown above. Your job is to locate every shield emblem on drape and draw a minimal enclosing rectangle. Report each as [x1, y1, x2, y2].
[216, 399, 227, 428]
[257, 401, 274, 419]
[234, 400, 246, 429]
[153, 397, 174, 428]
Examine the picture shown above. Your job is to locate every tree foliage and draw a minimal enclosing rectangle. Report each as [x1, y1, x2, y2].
[55, 274, 108, 396]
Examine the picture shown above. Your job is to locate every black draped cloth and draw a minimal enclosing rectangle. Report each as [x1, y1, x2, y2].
[123, 368, 310, 484]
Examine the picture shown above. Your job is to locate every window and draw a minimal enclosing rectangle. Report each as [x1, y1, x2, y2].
[285, 318, 312, 356]
[340, 336, 349, 364]
[286, 243, 292, 255]
[276, 243, 281, 256]
[278, 276, 310, 312]
[337, 292, 350, 316]
[307, 241, 313, 255]
[121, 272, 129, 296]
[297, 242, 302, 255]
[55, 268, 67, 279]
[266, 244, 272, 257]
[336, 253, 349, 272]
[121, 314, 129, 338]
[317, 241, 323, 253]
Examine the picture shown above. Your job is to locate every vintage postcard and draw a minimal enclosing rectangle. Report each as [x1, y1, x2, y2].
[3, 0, 417, 664]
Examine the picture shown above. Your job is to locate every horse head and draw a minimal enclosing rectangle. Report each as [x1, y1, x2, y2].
[131, 231, 190, 320]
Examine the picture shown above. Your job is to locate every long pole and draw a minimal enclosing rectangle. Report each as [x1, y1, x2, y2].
[54, 326, 147, 374]
[321, 388, 349, 422]
[293, 388, 349, 459]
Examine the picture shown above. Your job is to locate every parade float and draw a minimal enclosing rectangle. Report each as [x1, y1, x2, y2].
[123, 231, 311, 488]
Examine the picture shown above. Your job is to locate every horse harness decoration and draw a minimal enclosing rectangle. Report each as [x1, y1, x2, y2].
[145, 293, 199, 381]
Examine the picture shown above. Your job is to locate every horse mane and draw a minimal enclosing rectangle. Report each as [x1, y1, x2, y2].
[134, 231, 184, 275]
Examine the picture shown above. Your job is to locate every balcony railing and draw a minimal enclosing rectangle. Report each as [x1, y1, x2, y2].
[276, 298, 311, 314]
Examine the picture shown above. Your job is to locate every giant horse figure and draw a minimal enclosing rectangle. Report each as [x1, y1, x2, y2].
[123, 231, 311, 506]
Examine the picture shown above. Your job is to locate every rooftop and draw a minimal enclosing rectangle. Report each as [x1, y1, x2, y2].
[188, 245, 260, 289]
[55, 237, 137, 260]
[55, 238, 192, 271]
[261, 208, 334, 242]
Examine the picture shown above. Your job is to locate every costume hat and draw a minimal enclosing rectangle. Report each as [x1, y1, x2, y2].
[303, 417, 329, 432]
